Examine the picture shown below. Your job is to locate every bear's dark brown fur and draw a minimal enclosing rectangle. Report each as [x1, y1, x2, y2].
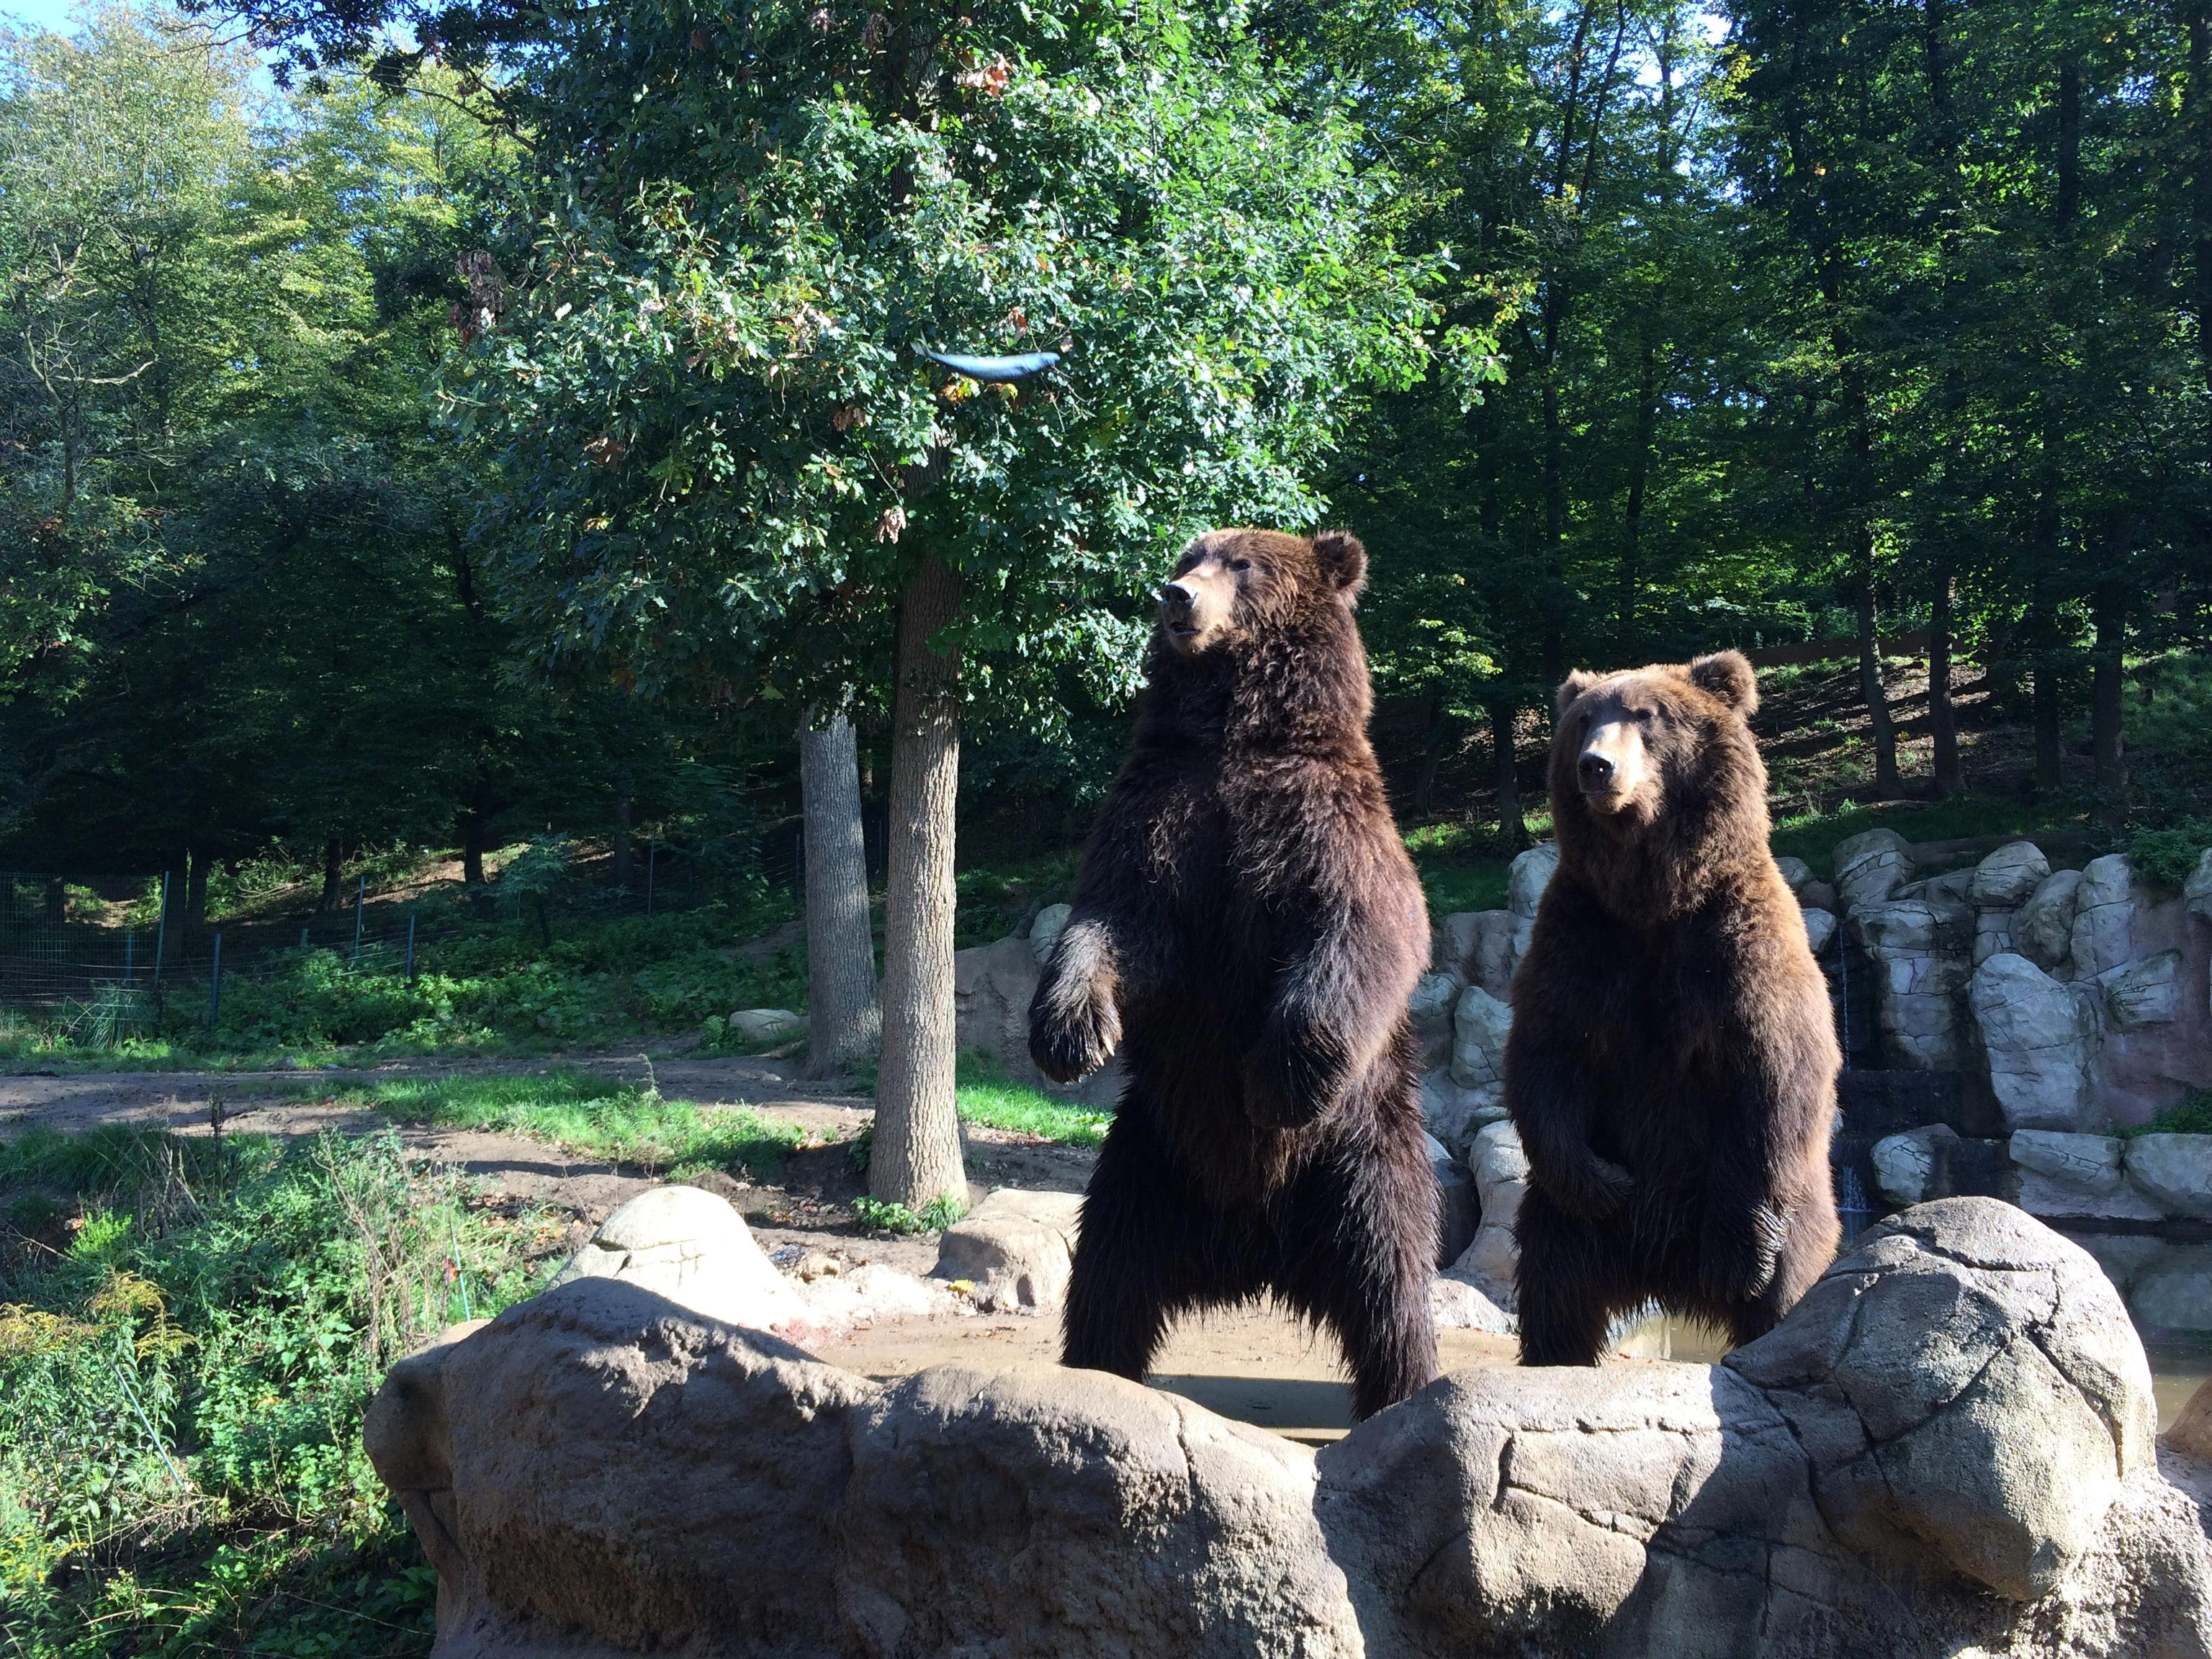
[1506, 650, 1840, 1365]
[1028, 526, 1439, 1419]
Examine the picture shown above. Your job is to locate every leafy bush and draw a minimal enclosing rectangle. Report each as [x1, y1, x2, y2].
[0, 1126, 553, 1656]
[850, 1194, 968, 1235]
[2128, 819, 2212, 891]
[2119, 1090, 2212, 1138]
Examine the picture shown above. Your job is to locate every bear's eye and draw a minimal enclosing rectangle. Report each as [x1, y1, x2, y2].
[1228, 558, 1252, 573]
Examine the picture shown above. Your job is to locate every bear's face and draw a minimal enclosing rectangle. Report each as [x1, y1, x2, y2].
[1156, 528, 1366, 657]
[1553, 652, 1760, 828]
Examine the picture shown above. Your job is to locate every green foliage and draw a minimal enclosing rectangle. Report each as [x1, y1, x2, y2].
[0, 1126, 550, 1655]
[1403, 824, 1512, 917]
[2118, 1091, 2212, 1139]
[850, 1194, 968, 1236]
[954, 1053, 1112, 1148]
[1768, 796, 2076, 875]
[326, 1069, 810, 1178]
[2128, 821, 2212, 891]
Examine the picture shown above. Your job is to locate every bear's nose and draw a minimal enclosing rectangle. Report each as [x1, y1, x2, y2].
[1158, 581, 1196, 619]
[1578, 751, 1615, 788]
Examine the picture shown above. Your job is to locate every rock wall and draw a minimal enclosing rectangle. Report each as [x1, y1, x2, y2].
[368, 1195, 2212, 1658]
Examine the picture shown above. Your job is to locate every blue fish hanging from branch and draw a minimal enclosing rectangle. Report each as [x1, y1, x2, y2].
[918, 346, 1064, 383]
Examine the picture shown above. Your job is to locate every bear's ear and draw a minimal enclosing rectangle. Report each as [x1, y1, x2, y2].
[1555, 668, 1603, 717]
[1689, 650, 1758, 716]
[1313, 529, 1367, 598]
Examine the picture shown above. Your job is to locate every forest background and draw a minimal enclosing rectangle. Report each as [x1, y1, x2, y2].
[4, 1, 2212, 1651]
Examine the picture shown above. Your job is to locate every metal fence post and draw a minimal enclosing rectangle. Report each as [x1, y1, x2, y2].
[153, 871, 169, 983]
[208, 931, 222, 1030]
[405, 913, 418, 982]
[645, 836, 656, 915]
[353, 873, 365, 962]
[124, 930, 135, 986]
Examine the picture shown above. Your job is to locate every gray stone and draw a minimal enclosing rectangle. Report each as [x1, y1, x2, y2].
[2013, 1172, 2167, 1226]
[1429, 1271, 1515, 1334]
[1426, 1132, 1479, 1266]
[1849, 896, 1974, 1071]
[1800, 905, 1838, 957]
[2071, 853, 2138, 979]
[1974, 905, 2018, 968]
[1925, 868, 1976, 905]
[552, 1185, 806, 1334]
[1871, 1123, 1960, 1205]
[1429, 909, 1516, 999]
[1028, 902, 1071, 963]
[1775, 855, 1814, 894]
[954, 933, 1123, 1107]
[932, 1187, 1084, 1313]
[2103, 949, 2185, 1030]
[2187, 848, 2212, 926]
[1505, 842, 1558, 974]
[2015, 867, 2084, 972]
[1408, 970, 1464, 1070]
[2010, 1130, 2125, 1195]
[1969, 952, 2103, 1131]
[1449, 1118, 1527, 1308]
[2130, 1243, 2212, 1336]
[1420, 1069, 1506, 1161]
[1833, 826, 1915, 910]
[727, 1007, 807, 1044]
[2124, 1133, 2212, 1220]
[1799, 878, 1838, 913]
[1448, 984, 1514, 1090]
[793, 1263, 954, 1328]
[1972, 841, 2052, 909]
[374, 1199, 2212, 1658]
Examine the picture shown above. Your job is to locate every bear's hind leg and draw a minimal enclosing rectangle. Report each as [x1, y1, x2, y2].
[1062, 1107, 1217, 1382]
[1723, 1175, 1841, 1351]
[1514, 1187, 1634, 1367]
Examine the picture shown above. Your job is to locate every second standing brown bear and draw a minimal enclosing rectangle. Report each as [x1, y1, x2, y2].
[1507, 650, 1843, 1365]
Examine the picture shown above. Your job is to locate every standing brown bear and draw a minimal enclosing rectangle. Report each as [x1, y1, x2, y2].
[1507, 651, 1840, 1366]
[1028, 527, 1439, 1420]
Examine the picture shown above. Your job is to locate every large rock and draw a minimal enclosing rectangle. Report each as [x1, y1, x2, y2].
[1848, 896, 1974, 1071]
[2125, 1134, 2212, 1220]
[2071, 854, 2138, 979]
[728, 1007, 807, 1045]
[2006, 1130, 2161, 1225]
[1421, 1069, 1506, 1161]
[2130, 1243, 2212, 1338]
[2015, 867, 2085, 973]
[2187, 848, 2212, 926]
[1834, 826, 1915, 910]
[1426, 1133, 1479, 1266]
[1975, 905, 2020, 968]
[1028, 902, 1071, 962]
[1802, 904, 1838, 957]
[1973, 841, 2053, 909]
[1408, 970, 1464, 1070]
[1505, 842, 1558, 974]
[1775, 854, 1814, 894]
[954, 932, 1124, 1107]
[2103, 949, 2185, 1030]
[551, 1185, 806, 1333]
[1449, 984, 1514, 1090]
[1431, 909, 1516, 1000]
[1871, 1123, 1961, 1205]
[1969, 952, 2103, 1131]
[932, 1187, 1085, 1312]
[370, 1198, 2212, 1658]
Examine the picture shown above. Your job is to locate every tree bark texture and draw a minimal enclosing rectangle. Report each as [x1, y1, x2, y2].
[1929, 571, 1962, 798]
[801, 704, 881, 1080]
[1489, 700, 1528, 853]
[871, 555, 968, 1210]
[1853, 535, 1899, 793]
[184, 848, 209, 938]
[2091, 592, 2127, 830]
[612, 766, 634, 890]
[318, 837, 344, 913]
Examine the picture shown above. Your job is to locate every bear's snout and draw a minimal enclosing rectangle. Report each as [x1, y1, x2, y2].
[1578, 719, 1650, 810]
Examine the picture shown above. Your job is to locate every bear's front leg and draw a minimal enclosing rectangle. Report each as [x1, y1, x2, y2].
[1029, 918, 1122, 1084]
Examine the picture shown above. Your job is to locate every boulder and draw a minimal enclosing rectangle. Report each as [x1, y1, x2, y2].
[2015, 868, 2085, 973]
[1848, 896, 1974, 1071]
[1409, 969, 1465, 1070]
[1448, 984, 1514, 1090]
[552, 1185, 807, 1333]
[1925, 868, 1976, 906]
[794, 1263, 956, 1326]
[1799, 877, 1839, 913]
[2071, 853, 2138, 979]
[1431, 909, 1516, 999]
[2124, 1133, 2212, 1220]
[371, 1200, 2212, 1659]
[1028, 902, 1071, 963]
[1505, 842, 1558, 972]
[1429, 1272, 1516, 1334]
[1426, 1133, 1480, 1266]
[1972, 841, 2053, 909]
[728, 1007, 807, 1045]
[2103, 949, 2185, 1030]
[1420, 1069, 1507, 1161]
[954, 933, 1124, 1107]
[1974, 906, 2019, 968]
[1775, 855, 1814, 894]
[2187, 848, 2212, 927]
[2010, 1130, 2125, 1196]
[932, 1187, 1084, 1312]
[1871, 1123, 1961, 1205]
[1833, 826, 1915, 910]
[1801, 905, 1838, 957]
[1969, 953, 2103, 1131]
[2167, 1377, 2212, 1463]
[2126, 1243, 2212, 1339]
[1449, 1118, 1527, 1309]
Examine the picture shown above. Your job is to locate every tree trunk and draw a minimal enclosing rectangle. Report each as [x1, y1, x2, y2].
[1929, 569, 1962, 798]
[1413, 688, 1445, 820]
[318, 837, 344, 913]
[1489, 698, 1528, 854]
[871, 555, 968, 1210]
[1853, 534, 1899, 793]
[801, 703, 881, 1079]
[1619, 336, 1657, 653]
[460, 768, 493, 887]
[612, 766, 634, 890]
[2090, 592, 2127, 830]
[43, 877, 65, 929]
[184, 848, 210, 939]
[2032, 621, 2064, 795]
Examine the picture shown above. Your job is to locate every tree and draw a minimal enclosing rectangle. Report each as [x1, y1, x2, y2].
[461, 1, 1434, 1208]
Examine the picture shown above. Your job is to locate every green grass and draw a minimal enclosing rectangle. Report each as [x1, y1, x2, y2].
[2119, 1090, 2212, 1138]
[956, 1053, 1112, 1148]
[0, 1125, 552, 1656]
[1768, 793, 2084, 874]
[322, 1069, 814, 1177]
[1402, 822, 1512, 917]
